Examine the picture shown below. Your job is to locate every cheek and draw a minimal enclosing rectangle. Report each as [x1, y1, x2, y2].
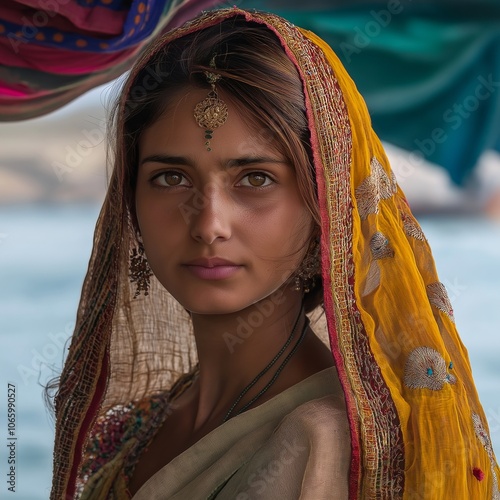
[135, 193, 185, 255]
[241, 199, 312, 260]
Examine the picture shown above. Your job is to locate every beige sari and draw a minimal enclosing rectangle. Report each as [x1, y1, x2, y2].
[131, 367, 350, 499]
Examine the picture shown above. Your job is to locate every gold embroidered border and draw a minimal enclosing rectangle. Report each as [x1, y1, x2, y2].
[260, 16, 405, 498]
[52, 203, 120, 499]
[472, 413, 500, 500]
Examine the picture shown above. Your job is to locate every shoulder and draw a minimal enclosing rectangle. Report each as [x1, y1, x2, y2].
[273, 396, 351, 495]
[229, 395, 351, 499]
[270, 366, 351, 452]
[250, 394, 351, 467]
[277, 394, 350, 440]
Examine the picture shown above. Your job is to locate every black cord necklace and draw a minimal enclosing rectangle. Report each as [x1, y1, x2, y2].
[222, 306, 309, 423]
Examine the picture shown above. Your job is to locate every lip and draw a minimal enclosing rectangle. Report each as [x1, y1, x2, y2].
[184, 264, 242, 280]
[184, 257, 238, 267]
[182, 256, 243, 280]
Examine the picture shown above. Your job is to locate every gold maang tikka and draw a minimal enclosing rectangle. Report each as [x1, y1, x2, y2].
[193, 55, 228, 151]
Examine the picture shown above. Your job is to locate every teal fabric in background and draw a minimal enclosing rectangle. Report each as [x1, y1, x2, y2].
[239, 1, 500, 185]
[1, 0, 499, 184]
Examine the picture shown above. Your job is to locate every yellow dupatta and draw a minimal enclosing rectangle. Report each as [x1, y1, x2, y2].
[298, 26, 500, 498]
[50, 8, 499, 499]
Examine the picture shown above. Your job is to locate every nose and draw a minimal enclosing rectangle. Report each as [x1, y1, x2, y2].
[188, 181, 232, 245]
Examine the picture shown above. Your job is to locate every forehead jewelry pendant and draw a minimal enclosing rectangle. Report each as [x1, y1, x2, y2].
[193, 56, 228, 151]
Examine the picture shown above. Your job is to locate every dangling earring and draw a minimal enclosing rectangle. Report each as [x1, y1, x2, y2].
[129, 234, 153, 298]
[294, 236, 321, 294]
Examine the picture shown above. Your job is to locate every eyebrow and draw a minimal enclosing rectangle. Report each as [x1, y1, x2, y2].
[139, 154, 287, 169]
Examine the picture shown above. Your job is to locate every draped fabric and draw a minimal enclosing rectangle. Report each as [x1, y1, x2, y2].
[3, 1, 499, 186]
[0, 0, 220, 120]
[130, 370, 350, 500]
[241, 0, 500, 185]
[77, 367, 350, 499]
[50, 8, 499, 499]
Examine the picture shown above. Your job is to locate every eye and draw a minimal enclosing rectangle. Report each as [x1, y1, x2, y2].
[151, 171, 190, 187]
[238, 172, 274, 188]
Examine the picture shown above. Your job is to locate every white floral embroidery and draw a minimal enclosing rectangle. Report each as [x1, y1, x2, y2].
[404, 346, 456, 391]
[427, 282, 455, 322]
[355, 157, 397, 220]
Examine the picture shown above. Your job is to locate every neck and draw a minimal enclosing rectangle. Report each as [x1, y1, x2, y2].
[186, 283, 307, 431]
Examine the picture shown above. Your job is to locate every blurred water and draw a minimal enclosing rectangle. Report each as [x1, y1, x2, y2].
[0, 205, 499, 499]
[0, 205, 99, 500]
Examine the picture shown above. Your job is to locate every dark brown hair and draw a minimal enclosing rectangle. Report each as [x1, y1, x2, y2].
[111, 16, 323, 312]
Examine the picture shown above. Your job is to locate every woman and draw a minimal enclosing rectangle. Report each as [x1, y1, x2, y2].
[50, 7, 499, 499]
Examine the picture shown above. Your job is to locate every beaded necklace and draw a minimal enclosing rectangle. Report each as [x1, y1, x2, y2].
[222, 306, 308, 423]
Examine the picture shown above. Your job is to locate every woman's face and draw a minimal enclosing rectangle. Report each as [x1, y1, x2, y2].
[136, 88, 313, 314]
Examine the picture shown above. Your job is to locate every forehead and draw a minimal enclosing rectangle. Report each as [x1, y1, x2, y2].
[138, 87, 282, 160]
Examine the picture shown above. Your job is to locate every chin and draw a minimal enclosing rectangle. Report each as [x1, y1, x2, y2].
[159, 272, 283, 316]
[180, 300, 247, 316]
[165, 285, 246, 316]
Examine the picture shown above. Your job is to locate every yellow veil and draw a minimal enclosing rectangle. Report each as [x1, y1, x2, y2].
[51, 8, 499, 499]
